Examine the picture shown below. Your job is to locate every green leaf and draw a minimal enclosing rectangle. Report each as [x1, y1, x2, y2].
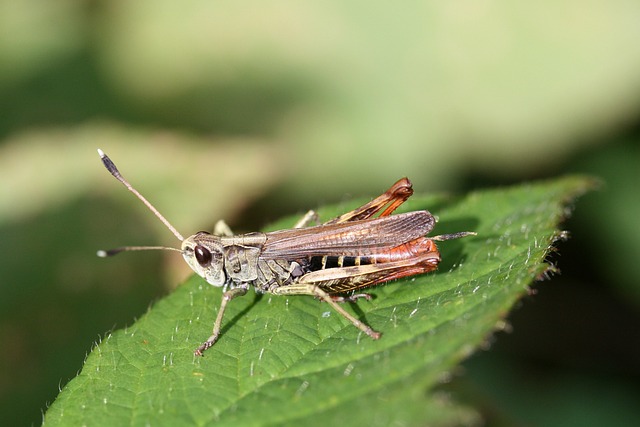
[43, 176, 594, 427]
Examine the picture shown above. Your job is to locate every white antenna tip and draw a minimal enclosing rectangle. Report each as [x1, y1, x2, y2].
[97, 250, 107, 257]
[97, 148, 105, 157]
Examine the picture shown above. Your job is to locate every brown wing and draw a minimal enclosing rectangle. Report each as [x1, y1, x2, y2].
[261, 211, 434, 259]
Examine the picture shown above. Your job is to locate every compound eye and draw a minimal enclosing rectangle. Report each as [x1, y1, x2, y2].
[194, 245, 212, 267]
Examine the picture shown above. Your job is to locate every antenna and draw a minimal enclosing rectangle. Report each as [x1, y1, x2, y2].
[97, 149, 185, 257]
[97, 246, 183, 258]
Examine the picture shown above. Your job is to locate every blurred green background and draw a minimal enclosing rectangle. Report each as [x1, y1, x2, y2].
[1, 1, 639, 426]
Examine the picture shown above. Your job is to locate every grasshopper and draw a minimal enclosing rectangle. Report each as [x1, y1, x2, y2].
[96, 149, 475, 355]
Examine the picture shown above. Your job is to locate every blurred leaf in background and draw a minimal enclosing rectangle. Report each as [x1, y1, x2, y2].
[1, 1, 639, 426]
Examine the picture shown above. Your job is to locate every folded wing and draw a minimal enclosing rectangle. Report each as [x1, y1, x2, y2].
[261, 211, 434, 259]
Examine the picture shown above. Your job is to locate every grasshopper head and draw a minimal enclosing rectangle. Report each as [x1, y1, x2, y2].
[96, 149, 229, 288]
[181, 232, 226, 287]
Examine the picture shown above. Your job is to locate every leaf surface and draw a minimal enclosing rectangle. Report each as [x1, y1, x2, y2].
[43, 176, 594, 427]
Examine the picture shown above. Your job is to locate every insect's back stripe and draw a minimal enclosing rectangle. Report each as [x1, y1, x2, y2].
[324, 256, 339, 269]
[309, 255, 374, 271]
